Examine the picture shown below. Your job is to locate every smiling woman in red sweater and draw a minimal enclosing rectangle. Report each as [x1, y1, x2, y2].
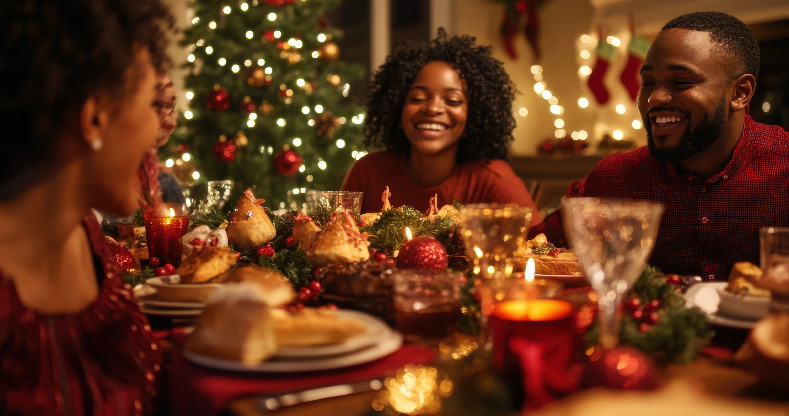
[342, 29, 540, 226]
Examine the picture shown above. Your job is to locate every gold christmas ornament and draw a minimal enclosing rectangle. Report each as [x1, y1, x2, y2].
[234, 131, 249, 147]
[259, 100, 274, 115]
[326, 74, 341, 86]
[318, 41, 340, 62]
[314, 112, 339, 139]
[246, 66, 267, 87]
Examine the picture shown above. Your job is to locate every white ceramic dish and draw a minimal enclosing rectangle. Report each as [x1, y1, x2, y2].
[145, 275, 220, 303]
[684, 282, 761, 329]
[134, 285, 206, 309]
[715, 286, 770, 321]
[275, 310, 390, 358]
[183, 328, 403, 373]
[139, 304, 203, 318]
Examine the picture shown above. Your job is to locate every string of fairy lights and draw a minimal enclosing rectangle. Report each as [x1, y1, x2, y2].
[518, 32, 646, 148]
[164, 1, 368, 195]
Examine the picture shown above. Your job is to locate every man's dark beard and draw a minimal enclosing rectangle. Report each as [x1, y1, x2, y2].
[646, 97, 727, 162]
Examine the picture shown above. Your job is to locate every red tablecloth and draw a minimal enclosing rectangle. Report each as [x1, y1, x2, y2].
[160, 328, 436, 416]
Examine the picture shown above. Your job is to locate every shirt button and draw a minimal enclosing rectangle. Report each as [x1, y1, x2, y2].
[708, 274, 715, 280]
[701, 217, 709, 224]
[723, 175, 729, 180]
[701, 187, 707, 193]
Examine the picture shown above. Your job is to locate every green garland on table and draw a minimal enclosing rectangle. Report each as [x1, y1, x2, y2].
[585, 265, 713, 364]
[257, 247, 313, 287]
[360, 206, 459, 257]
[123, 266, 154, 287]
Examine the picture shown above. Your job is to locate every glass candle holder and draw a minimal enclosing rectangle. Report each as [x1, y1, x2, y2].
[392, 269, 462, 345]
[144, 203, 189, 267]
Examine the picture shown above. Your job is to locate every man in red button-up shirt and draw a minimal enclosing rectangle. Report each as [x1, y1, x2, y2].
[529, 12, 789, 280]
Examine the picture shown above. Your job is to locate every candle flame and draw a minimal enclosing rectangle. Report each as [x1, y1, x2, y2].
[168, 207, 175, 217]
[525, 258, 535, 282]
[405, 227, 412, 240]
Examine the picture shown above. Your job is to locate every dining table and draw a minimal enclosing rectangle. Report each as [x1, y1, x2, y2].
[147, 284, 789, 416]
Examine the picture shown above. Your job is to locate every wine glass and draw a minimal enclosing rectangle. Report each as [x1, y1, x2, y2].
[184, 180, 234, 217]
[561, 197, 663, 349]
[459, 204, 533, 335]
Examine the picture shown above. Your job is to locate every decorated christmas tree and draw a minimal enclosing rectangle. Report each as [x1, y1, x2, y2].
[171, 0, 367, 210]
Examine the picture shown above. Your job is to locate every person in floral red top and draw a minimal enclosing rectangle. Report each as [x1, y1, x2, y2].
[0, 0, 175, 414]
[529, 12, 789, 281]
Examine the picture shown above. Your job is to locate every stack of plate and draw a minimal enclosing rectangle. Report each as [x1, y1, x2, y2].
[134, 275, 218, 318]
[184, 309, 403, 372]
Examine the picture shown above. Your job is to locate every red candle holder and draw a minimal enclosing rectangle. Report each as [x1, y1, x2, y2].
[145, 204, 189, 267]
[490, 299, 579, 409]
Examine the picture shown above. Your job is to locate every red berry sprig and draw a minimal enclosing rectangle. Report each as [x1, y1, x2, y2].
[256, 243, 275, 257]
[624, 296, 662, 332]
[285, 236, 295, 248]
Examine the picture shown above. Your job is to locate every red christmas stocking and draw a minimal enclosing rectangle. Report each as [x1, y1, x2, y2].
[501, 8, 520, 59]
[586, 40, 616, 105]
[619, 35, 650, 101]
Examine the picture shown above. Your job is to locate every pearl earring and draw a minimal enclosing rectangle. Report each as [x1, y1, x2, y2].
[91, 138, 103, 151]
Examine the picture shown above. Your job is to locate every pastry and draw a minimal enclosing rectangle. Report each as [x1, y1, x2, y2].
[185, 283, 277, 365]
[176, 245, 239, 283]
[271, 307, 366, 346]
[226, 189, 276, 250]
[223, 265, 295, 307]
[727, 262, 770, 296]
[306, 211, 370, 267]
[292, 212, 321, 252]
[515, 233, 581, 275]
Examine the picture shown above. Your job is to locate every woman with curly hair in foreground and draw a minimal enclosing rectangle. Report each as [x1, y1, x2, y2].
[342, 29, 539, 224]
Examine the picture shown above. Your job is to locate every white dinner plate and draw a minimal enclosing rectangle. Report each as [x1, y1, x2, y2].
[684, 282, 758, 329]
[275, 310, 390, 358]
[534, 273, 588, 287]
[183, 328, 403, 373]
[139, 304, 203, 318]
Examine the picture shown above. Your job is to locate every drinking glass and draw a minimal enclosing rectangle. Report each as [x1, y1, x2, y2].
[304, 190, 363, 215]
[459, 204, 533, 333]
[561, 197, 663, 349]
[184, 180, 234, 216]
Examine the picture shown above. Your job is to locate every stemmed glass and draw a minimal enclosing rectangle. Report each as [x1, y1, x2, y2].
[561, 197, 663, 349]
[459, 204, 533, 336]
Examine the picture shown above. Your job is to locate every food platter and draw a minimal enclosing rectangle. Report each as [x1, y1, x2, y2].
[275, 310, 391, 358]
[184, 310, 403, 373]
[684, 282, 762, 329]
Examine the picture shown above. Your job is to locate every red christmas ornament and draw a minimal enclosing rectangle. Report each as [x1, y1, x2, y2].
[240, 96, 257, 113]
[213, 137, 236, 163]
[583, 346, 659, 390]
[396, 236, 449, 272]
[107, 241, 137, 272]
[263, 0, 296, 5]
[206, 86, 230, 112]
[274, 146, 302, 176]
[264, 30, 276, 41]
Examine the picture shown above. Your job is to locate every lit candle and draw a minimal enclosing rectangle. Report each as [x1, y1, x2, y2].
[490, 297, 574, 373]
[145, 204, 189, 267]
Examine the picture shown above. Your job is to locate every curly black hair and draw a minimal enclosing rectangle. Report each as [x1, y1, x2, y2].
[363, 28, 516, 163]
[662, 11, 759, 79]
[0, 0, 176, 199]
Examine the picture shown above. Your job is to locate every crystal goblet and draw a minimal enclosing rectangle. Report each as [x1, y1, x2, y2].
[184, 180, 234, 217]
[561, 197, 663, 349]
[459, 204, 533, 334]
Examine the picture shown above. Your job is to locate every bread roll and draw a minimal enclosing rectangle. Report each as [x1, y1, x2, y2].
[185, 284, 276, 365]
[272, 307, 366, 346]
[224, 265, 295, 307]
